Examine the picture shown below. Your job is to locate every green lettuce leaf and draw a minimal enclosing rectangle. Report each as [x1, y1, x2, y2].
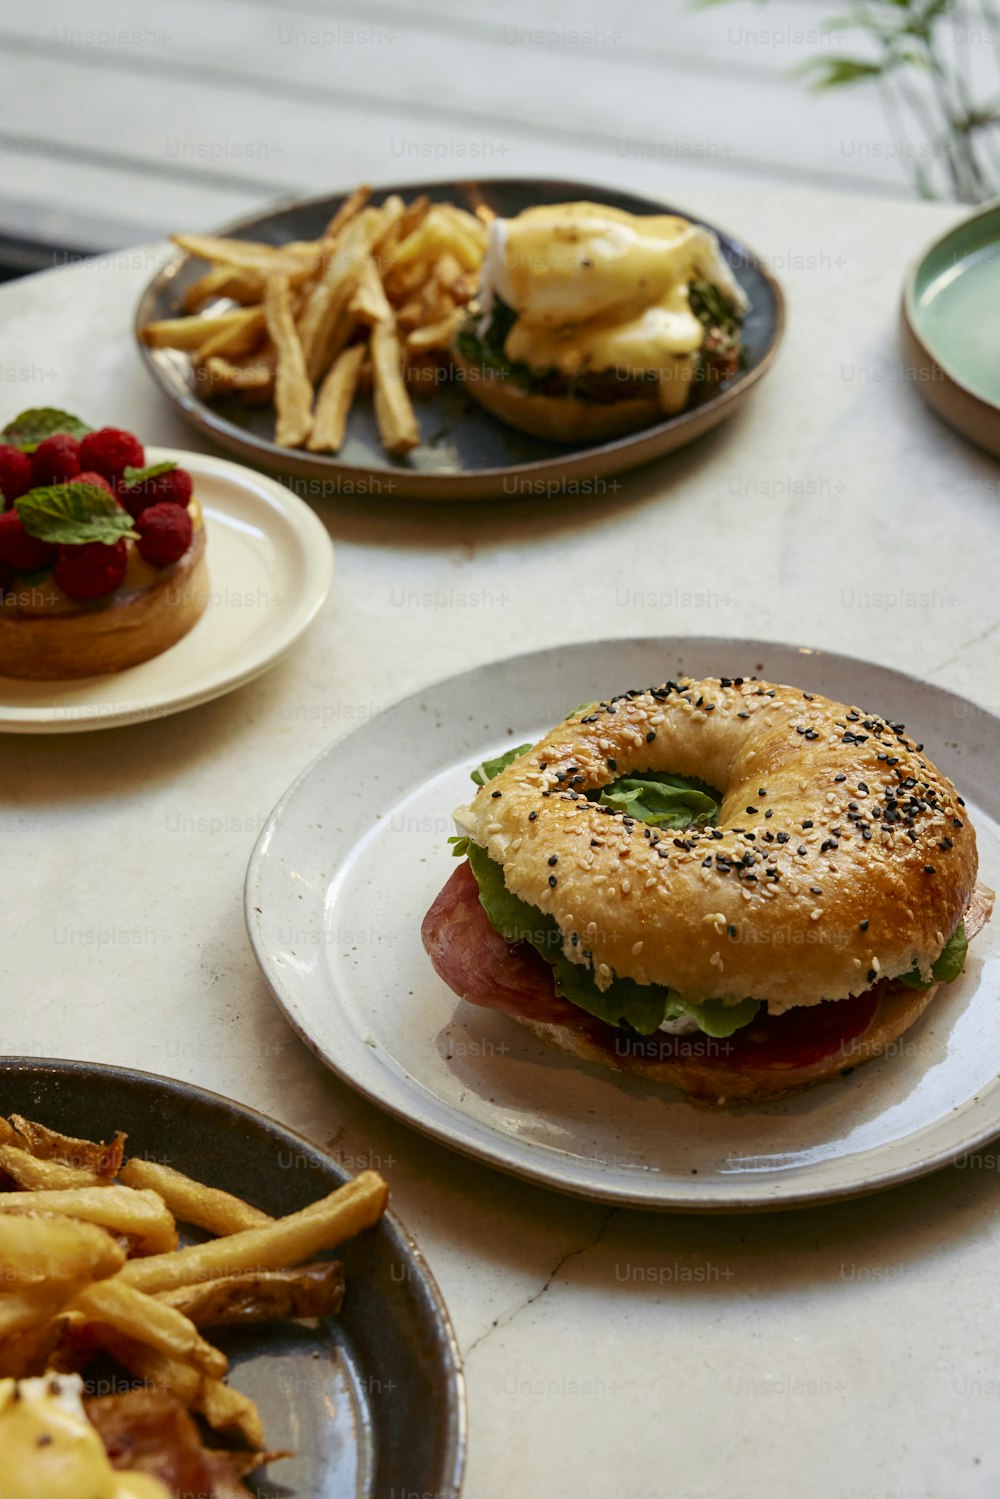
[897, 920, 968, 991]
[470, 743, 532, 786]
[593, 772, 720, 830]
[464, 840, 758, 1037]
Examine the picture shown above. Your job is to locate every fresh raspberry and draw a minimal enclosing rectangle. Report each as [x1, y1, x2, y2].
[135, 502, 193, 568]
[74, 470, 117, 498]
[78, 427, 145, 483]
[54, 539, 128, 600]
[31, 433, 81, 486]
[0, 445, 34, 506]
[120, 466, 193, 519]
[0, 509, 58, 572]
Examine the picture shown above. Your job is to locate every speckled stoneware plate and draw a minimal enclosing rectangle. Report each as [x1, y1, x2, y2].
[245, 639, 1000, 1213]
[135, 178, 784, 502]
[901, 201, 1000, 458]
[0, 450, 333, 733]
[0, 1058, 465, 1498]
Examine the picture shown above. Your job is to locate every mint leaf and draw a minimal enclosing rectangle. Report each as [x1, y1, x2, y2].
[470, 743, 532, 786]
[464, 840, 758, 1038]
[16, 484, 138, 545]
[1, 408, 92, 453]
[122, 461, 177, 488]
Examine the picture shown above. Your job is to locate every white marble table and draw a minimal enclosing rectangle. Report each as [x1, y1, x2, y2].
[4, 185, 1000, 1499]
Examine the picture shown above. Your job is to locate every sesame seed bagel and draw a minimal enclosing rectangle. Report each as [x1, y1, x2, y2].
[454, 676, 979, 1011]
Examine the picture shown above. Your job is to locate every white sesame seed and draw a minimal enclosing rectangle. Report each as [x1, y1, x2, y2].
[631, 941, 643, 955]
[598, 962, 611, 978]
[621, 879, 631, 895]
[810, 908, 823, 921]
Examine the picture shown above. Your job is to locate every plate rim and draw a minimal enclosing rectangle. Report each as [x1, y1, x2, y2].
[244, 634, 1000, 1214]
[134, 175, 785, 499]
[0, 1054, 467, 1496]
[0, 448, 335, 733]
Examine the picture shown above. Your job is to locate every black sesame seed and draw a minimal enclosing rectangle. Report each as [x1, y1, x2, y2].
[528, 811, 538, 821]
[867, 969, 877, 984]
[860, 920, 869, 931]
[646, 731, 656, 743]
[923, 865, 936, 875]
[606, 758, 617, 771]
[491, 790, 502, 799]
[727, 924, 737, 938]
[798, 846, 807, 856]
[548, 875, 558, 887]
[834, 774, 846, 783]
[548, 855, 558, 866]
[802, 820, 813, 829]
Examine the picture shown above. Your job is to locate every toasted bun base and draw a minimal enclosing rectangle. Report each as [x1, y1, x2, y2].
[516, 981, 940, 1104]
[516, 881, 994, 1104]
[0, 529, 208, 679]
[453, 352, 663, 443]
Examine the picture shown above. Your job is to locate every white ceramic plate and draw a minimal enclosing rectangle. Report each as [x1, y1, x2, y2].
[245, 639, 1000, 1212]
[0, 449, 334, 733]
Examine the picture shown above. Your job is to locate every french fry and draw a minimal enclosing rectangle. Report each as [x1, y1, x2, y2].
[0, 1117, 16, 1148]
[0, 1288, 72, 1339]
[197, 1376, 266, 1448]
[264, 273, 314, 446]
[349, 256, 393, 326]
[94, 1327, 201, 1405]
[194, 308, 266, 362]
[0, 1143, 101, 1192]
[158, 1261, 345, 1327]
[195, 349, 276, 399]
[0, 1315, 65, 1378]
[369, 194, 406, 263]
[0, 1212, 125, 1286]
[371, 321, 420, 455]
[141, 310, 259, 352]
[407, 308, 464, 354]
[172, 234, 318, 276]
[183, 265, 253, 313]
[0, 1186, 177, 1256]
[298, 208, 386, 382]
[118, 1158, 271, 1237]
[118, 1172, 388, 1294]
[72, 1280, 227, 1379]
[9, 1117, 125, 1178]
[394, 194, 430, 242]
[319, 183, 372, 242]
[306, 343, 366, 454]
[389, 206, 481, 275]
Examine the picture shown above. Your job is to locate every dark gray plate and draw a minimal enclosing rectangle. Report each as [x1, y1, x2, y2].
[134, 177, 785, 501]
[0, 1058, 465, 1499]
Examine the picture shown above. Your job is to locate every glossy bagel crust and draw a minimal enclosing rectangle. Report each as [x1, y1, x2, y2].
[452, 352, 663, 442]
[455, 676, 979, 1010]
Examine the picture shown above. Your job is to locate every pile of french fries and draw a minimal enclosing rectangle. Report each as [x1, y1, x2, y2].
[0, 1111, 388, 1461]
[141, 185, 490, 457]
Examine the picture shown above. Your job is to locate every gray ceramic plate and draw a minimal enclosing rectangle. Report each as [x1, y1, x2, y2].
[0, 1058, 465, 1498]
[901, 201, 1000, 458]
[135, 177, 784, 502]
[245, 638, 1000, 1213]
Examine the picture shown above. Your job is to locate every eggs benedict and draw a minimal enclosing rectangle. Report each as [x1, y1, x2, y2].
[0, 1375, 169, 1499]
[453, 201, 749, 442]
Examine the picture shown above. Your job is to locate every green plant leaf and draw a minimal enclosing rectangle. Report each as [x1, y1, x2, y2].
[15, 483, 138, 545]
[470, 744, 533, 786]
[1, 408, 92, 453]
[121, 461, 177, 488]
[796, 55, 885, 88]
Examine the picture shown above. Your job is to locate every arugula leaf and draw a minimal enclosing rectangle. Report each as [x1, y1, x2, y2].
[1, 408, 92, 453]
[593, 772, 720, 830]
[897, 920, 968, 990]
[16, 484, 137, 546]
[464, 840, 758, 1037]
[470, 743, 532, 786]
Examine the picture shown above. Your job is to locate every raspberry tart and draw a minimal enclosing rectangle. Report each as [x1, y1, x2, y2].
[0, 409, 208, 679]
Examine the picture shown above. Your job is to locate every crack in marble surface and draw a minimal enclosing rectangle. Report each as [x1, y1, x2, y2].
[930, 615, 1000, 674]
[464, 1206, 619, 1361]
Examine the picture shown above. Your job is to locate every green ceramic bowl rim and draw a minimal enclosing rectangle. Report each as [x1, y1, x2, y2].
[902, 195, 1000, 408]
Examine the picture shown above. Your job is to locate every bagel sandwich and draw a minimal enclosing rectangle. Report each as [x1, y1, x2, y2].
[422, 676, 994, 1104]
[452, 201, 749, 443]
